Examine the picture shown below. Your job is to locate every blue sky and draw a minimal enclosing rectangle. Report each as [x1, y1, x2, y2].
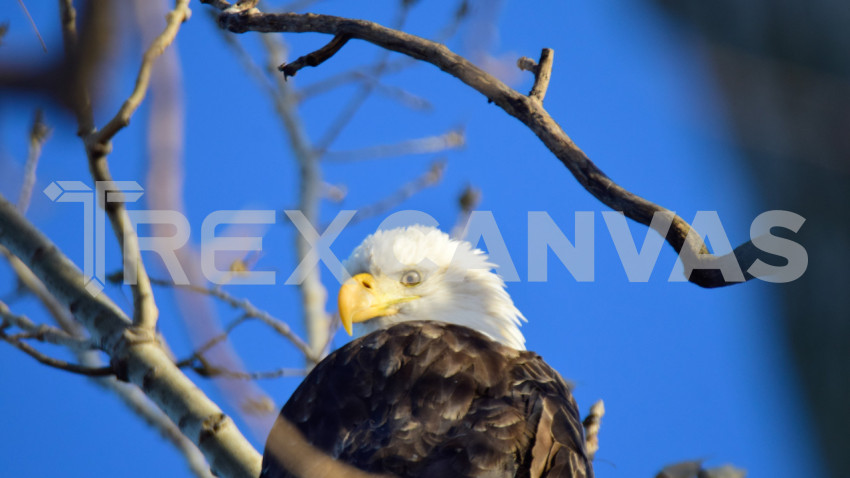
[0, 1, 821, 477]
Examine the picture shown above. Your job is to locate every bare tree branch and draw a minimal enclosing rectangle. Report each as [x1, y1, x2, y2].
[259, 33, 332, 364]
[212, 5, 769, 288]
[59, 0, 172, 332]
[1, 251, 215, 478]
[84, 0, 193, 330]
[139, 0, 277, 441]
[93, 0, 192, 143]
[0, 193, 262, 478]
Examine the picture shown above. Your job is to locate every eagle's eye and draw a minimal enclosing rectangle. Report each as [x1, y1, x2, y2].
[400, 270, 421, 286]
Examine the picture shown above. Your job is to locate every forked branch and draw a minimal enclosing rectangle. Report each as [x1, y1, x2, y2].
[211, 4, 774, 288]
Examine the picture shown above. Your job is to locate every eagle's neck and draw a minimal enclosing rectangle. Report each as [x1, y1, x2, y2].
[354, 291, 526, 350]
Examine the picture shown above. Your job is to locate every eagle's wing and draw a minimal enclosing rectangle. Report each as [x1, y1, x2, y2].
[261, 322, 593, 478]
[515, 354, 593, 478]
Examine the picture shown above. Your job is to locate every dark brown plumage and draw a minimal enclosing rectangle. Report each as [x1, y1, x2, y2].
[261, 321, 593, 478]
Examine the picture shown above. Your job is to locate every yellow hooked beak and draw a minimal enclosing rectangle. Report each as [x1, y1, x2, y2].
[338, 273, 417, 335]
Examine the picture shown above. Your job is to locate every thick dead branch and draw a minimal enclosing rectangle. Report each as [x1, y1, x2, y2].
[212, 5, 770, 288]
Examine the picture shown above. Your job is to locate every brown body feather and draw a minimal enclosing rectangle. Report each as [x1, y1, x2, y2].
[261, 321, 593, 478]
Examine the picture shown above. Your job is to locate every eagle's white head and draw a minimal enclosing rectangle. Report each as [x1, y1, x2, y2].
[338, 225, 526, 350]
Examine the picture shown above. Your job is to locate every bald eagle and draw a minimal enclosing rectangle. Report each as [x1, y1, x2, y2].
[262, 226, 594, 478]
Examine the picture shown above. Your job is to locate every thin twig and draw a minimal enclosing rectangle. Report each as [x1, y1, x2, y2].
[451, 184, 482, 239]
[279, 33, 350, 78]
[295, 0, 469, 102]
[18, 109, 50, 214]
[295, 58, 411, 100]
[185, 314, 251, 361]
[323, 129, 464, 162]
[345, 159, 446, 227]
[528, 48, 553, 102]
[15, 0, 47, 52]
[142, 276, 317, 362]
[180, 355, 306, 380]
[0, 300, 94, 351]
[361, 77, 434, 111]
[313, 0, 415, 153]
[0, 328, 113, 377]
[94, 1, 192, 142]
